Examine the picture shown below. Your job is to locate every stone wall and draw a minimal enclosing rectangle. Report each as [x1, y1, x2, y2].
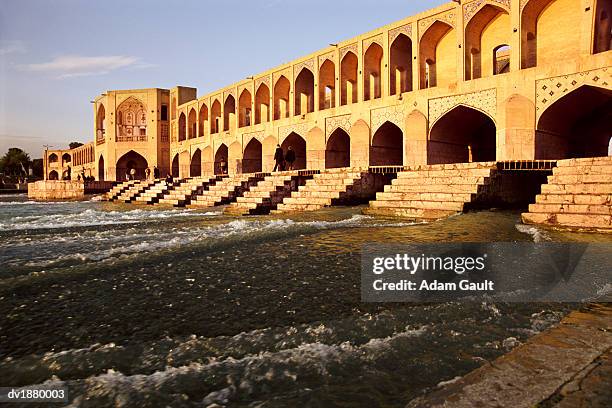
[28, 180, 85, 200]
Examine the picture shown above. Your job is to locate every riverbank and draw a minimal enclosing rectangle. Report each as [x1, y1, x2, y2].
[406, 303, 612, 408]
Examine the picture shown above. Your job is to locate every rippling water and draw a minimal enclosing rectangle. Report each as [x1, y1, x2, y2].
[0, 194, 609, 407]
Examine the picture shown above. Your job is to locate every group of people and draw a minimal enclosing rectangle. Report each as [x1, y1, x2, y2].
[125, 166, 161, 181]
[273, 145, 297, 172]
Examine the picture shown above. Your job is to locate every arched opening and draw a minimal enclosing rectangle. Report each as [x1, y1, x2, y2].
[594, 0, 612, 53]
[465, 5, 510, 80]
[211, 100, 221, 134]
[96, 104, 106, 141]
[493, 45, 511, 75]
[48, 153, 58, 163]
[521, 0, 581, 68]
[294, 68, 314, 116]
[255, 83, 270, 124]
[390, 34, 413, 95]
[116, 97, 146, 141]
[370, 122, 403, 166]
[199, 104, 208, 137]
[428, 106, 496, 164]
[243, 138, 263, 173]
[420, 21, 454, 88]
[274, 76, 290, 120]
[536, 85, 612, 159]
[281, 132, 307, 170]
[62, 153, 71, 165]
[98, 155, 104, 181]
[116, 150, 148, 181]
[188, 108, 197, 139]
[223, 95, 235, 132]
[364, 43, 383, 101]
[48, 170, 58, 180]
[171, 154, 179, 177]
[190, 149, 202, 177]
[214, 144, 228, 175]
[238, 89, 252, 128]
[319, 59, 335, 110]
[178, 112, 187, 141]
[341, 51, 358, 106]
[326, 128, 351, 169]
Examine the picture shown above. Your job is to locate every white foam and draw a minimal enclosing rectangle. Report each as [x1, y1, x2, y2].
[515, 223, 551, 242]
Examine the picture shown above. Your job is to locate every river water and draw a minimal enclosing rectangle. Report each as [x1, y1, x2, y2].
[0, 194, 609, 407]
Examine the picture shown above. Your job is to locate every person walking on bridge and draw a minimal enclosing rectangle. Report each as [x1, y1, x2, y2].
[273, 144, 284, 172]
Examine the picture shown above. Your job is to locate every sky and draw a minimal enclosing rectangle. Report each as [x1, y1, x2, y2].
[0, 0, 446, 158]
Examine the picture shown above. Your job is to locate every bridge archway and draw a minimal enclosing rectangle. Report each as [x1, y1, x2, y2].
[98, 155, 105, 181]
[319, 59, 335, 110]
[326, 128, 351, 169]
[340, 51, 358, 105]
[281, 132, 307, 170]
[48, 170, 58, 180]
[370, 122, 403, 166]
[594, 0, 612, 53]
[211, 99, 221, 134]
[178, 112, 187, 141]
[116, 150, 148, 181]
[255, 83, 270, 124]
[243, 138, 263, 173]
[521, 0, 581, 69]
[199, 104, 208, 137]
[238, 89, 252, 128]
[223, 95, 235, 132]
[295, 68, 314, 115]
[188, 108, 197, 139]
[465, 4, 510, 80]
[171, 154, 179, 177]
[364, 43, 383, 101]
[274, 76, 290, 120]
[191, 149, 202, 177]
[390, 33, 413, 95]
[428, 105, 496, 164]
[420, 21, 454, 88]
[536, 85, 612, 159]
[214, 144, 228, 175]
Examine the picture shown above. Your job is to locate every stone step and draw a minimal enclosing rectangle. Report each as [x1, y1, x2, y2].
[528, 203, 612, 216]
[521, 212, 612, 230]
[555, 156, 612, 167]
[312, 172, 363, 179]
[303, 178, 361, 186]
[383, 184, 481, 193]
[369, 199, 464, 211]
[362, 206, 457, 220]
[281, 197, 332, 205]
[535, 194, 611, 205]
[548, 174, 611, 184]
[375, 191, 474, 202]
[541, 183, 612, 194]
[391, 176, 488, 186]
[552, 164, 612, 175]
[273, 203, 333, 213]
[395, 168, 494, 179]
[402, 161, 497, 171]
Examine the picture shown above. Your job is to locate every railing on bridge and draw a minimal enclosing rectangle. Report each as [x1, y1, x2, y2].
[497, 160, 557, 171]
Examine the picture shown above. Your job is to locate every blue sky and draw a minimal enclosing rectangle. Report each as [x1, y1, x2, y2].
[0, 0, 446, 158]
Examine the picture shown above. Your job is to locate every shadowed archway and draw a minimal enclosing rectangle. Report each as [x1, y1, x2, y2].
[243, 138, 263, 173]
[116, 150, 148, 181]
[190, 149, 202, 177]
[281, 132, 307, 170]
[370, 122, 403, 166]
[326, 128, 351, 169]
[214, 144, 228, 175]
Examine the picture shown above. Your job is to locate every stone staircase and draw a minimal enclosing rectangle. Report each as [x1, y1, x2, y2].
[224, 172, 306, 215]
[273, 169, 373, 213]
[188, 174, 265, 209]
[155, 176, 219, 207]
[114, 180, 157, 203]
[522, 156, 612, 232]
[104, 180, 138, 201]
[363, 162, 498, 220]
[132, 179, 177, 205]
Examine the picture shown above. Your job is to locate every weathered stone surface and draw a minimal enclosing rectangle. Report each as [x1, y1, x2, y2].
[405, 304, 612, 408]
[28, 180, 85, 200]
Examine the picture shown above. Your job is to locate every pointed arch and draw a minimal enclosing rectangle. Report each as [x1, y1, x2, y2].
[419, 21, 454, 88]
[190, 148, 202, 177]
[428, 105, 496, 164]
[370, 122, 403, 166]
[62, 153, 71, 165]
[48, 170, 59, 180]
[178, 112, 187, 141]
[255, 83, 270, 124]
[116, 97, 147, 140]
[238, 89, 252, 128]
[281, 132, 307, 170]
[326, 128, 351, 169]
[171, 153, 179, 177]
[594, 0, 612, 53]
[211, 99, 221, 134]
[96, 104, 106, 141]
[536, 85, 612, 159]
[364, 43, 383, 101]
[274, 76, 290, 120]
[116, 150, 148, 181]
[465, 4, 510, 80]
[214, 143, 228, 175]
[390, 34, 413, 95]
[341, 51, 358, 106]
[188, 108, 197, 139]
[319, 59, 336, 110]
[98, 155, 105, 181]
[295, 68, 315, 115]
[199, 103, 208, 137]
[243, 137, 263, 173]
[223, 95, 236, 132]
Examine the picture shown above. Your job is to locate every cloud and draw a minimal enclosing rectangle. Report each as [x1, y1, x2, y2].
[19, 55, 152, 79]
[0, 40, 26, 56]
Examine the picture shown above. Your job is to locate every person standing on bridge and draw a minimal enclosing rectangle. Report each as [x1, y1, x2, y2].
[153, 166, 160, 179]
[273, 144, 284, 172]
[145, 167, 151, 180]
[285, 146, 296, 171]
